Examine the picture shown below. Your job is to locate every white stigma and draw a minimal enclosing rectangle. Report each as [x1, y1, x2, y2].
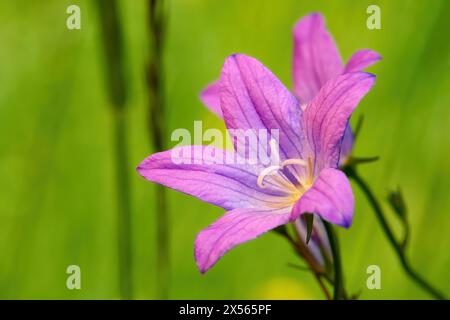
[257, 165, 282, 188]
[256, 139, 308, 190]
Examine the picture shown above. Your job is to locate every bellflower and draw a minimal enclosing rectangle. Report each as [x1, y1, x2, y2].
[138, 53, 375, 272]
[200, 12, 381, 164]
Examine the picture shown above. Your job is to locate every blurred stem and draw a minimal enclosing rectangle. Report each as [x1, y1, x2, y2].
[148, 0, 169, 299]
[113, 111, 133, 299]
[281, 224, 332, 300]
[323, 221, 346, 300]
[97, 0, 133, 299]
[345, 166, 447, 300]
[314, 273, 332, 300]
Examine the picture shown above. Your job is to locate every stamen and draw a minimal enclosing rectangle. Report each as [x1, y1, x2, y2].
[281, 159, 308, 191]
[306, 156, 313, 186]
[273, 170, 300, 192]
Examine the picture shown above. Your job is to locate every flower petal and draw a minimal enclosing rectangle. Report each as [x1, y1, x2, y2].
[302, 72, 375, 174]
[220, 54, 304, 162]
[195, 208, 291, 273]
[137, 146, 289, 211]
[291, 168, 354, 228]
[200, 80, 223, 118]
[344, 49, 382, 73]
[339, 50, 381, 163]
[292, 13, 343, 103]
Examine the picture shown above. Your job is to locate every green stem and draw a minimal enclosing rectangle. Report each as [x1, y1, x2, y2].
[97, 0, 133, 299]
[148, 0, 169, 299]
[323, 221, 346, 300]
[346, 166, 447, 300]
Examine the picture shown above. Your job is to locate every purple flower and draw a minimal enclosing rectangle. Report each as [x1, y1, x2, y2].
[200, 13, 381, 164]
[137, 52, 375, 272]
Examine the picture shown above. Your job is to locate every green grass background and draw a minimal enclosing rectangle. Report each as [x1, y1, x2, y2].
[0, 0, 449, 299]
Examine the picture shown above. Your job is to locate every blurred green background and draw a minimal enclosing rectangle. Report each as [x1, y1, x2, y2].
[0, 0, 449, 299]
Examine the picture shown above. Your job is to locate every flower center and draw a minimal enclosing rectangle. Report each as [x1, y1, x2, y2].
[257, 139, 314, 204]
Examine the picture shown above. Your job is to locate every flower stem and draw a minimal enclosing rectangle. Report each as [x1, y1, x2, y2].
[323, 221, 346, 300]
[97, 0, 133, 299]
[279, 224, 332, 299]
[345, 166, 447, 300]
[147, 0, 170, 299]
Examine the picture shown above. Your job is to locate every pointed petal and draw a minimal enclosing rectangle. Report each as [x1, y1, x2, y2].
[200, 80, 223, 118]
[302, 72, 375, 174]
[294, 217, 331, 266]
[137, 146, 288, 211]
[344, 49, 382, 73]
[195, 208, 291, 273]
[291, 168, 354, 228]
[220, 54, 305, 162]
[292, 13, 343, 103]
[339, 125, 354, 166]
